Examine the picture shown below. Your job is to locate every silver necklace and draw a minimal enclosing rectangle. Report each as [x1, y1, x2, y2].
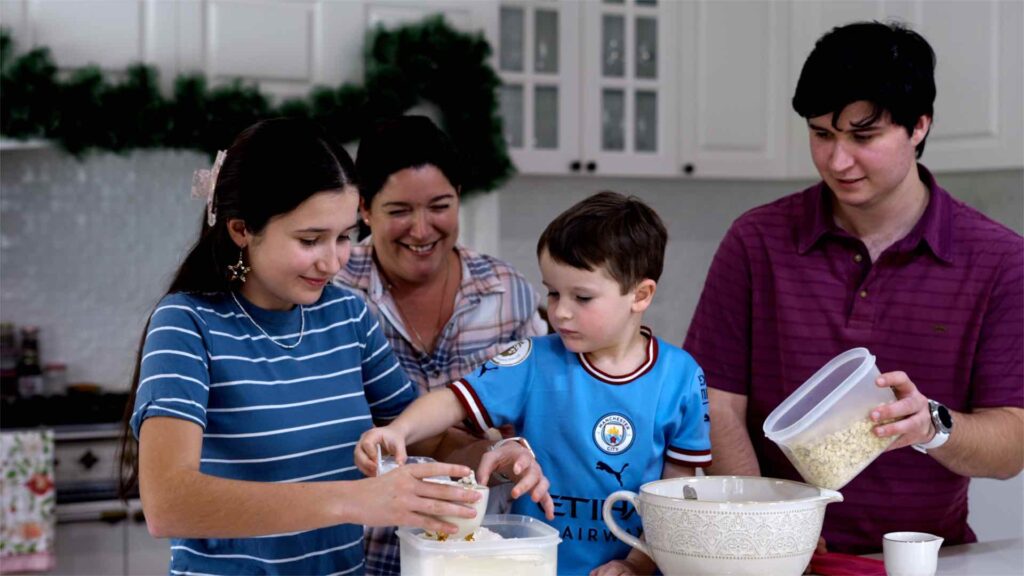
[388, 252, 452, 354]
[231, 292, 305, 349]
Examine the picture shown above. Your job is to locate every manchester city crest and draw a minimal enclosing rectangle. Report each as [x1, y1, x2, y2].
[593, 413, 635, 454]
[490, 339, 532, 366]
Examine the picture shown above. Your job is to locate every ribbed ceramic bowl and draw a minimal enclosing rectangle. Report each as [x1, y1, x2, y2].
[604, 476, 842, 576]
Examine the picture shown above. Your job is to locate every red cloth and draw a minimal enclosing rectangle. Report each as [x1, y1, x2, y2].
[809, 551, 886, 576]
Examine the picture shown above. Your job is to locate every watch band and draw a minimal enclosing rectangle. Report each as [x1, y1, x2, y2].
[913, 400, 951, 453]
[489, 436, 536, 458]
[488, 437, 536, 482]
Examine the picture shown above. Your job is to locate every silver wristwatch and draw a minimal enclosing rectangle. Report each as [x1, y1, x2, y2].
[913, 399, 953, 454]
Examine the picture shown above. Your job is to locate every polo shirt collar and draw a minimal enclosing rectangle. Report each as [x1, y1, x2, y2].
[797, 164, 954, 264]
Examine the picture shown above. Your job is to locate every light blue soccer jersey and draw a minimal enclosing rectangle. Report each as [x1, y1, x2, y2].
[130, 285, 416, 575]
[449, 328, 711, 575]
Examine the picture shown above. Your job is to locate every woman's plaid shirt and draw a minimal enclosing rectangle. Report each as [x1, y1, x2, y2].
[334, 242, 546, 575]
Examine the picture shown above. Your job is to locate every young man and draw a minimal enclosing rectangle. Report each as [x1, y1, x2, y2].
[685, 22, 1023, 554]
[357, 191, 712, 574]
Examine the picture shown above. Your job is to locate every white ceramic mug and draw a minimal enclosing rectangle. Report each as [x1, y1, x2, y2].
[883, 532, 943, 576]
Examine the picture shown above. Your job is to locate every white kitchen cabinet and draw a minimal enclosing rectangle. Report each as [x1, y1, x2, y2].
[495, 0, 678, 177]
[126, 503, 170, 575]
[787, 0, 1023, 178]
[55, 502, 128, 576]
[0, 0, 178, 89]
[676, 0, 790, 179]
[54, 500, 169, 576]
[0, 0, 487, 100]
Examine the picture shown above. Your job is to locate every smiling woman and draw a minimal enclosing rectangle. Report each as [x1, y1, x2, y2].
[334, 116, 546, 575]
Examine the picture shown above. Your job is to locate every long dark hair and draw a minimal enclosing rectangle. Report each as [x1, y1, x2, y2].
[118, 118, 357, 497]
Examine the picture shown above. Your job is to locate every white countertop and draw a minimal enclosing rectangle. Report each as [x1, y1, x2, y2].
[864, 537, 1024, 576]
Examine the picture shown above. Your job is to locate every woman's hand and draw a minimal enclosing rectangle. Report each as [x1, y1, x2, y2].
[477, 441, 555, 520]
[355, 426, 409, 477]
[344, 462, 480, 533]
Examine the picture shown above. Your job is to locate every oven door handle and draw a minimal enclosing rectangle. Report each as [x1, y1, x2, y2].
[56, 502, 130, 525]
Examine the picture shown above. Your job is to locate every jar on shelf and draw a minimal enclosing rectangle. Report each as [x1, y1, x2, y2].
[43, 362, 67, 396]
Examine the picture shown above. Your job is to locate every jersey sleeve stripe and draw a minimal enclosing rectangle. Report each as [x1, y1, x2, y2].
[447, 379, 493, 435]
[666, 447, 713, 467]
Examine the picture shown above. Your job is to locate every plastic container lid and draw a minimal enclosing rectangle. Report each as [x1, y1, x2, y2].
[763, 347, 897, 490]
[397, 513, 560, 555]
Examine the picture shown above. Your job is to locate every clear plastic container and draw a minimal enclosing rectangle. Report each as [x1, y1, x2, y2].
[397, 514, 560, 576]
[763, 347, 898, 490]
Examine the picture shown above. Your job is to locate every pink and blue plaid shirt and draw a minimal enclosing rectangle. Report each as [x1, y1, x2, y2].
[334, 241, 545, 575]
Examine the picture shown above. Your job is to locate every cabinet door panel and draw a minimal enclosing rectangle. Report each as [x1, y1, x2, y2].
[127, 509, 170, 576]
[583, 0, 677, 176]
[920, 0, 1022, 171]
[494, 0, 581, 175]
[680, 0, 788, 178]
[55, 521, 125, 575]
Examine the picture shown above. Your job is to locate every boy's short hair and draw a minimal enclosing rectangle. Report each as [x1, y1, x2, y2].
[537, 191, 667, 294]
[792, 20, 936, 157]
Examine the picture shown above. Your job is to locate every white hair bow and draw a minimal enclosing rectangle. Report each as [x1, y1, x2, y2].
[191, 150, 227, 227]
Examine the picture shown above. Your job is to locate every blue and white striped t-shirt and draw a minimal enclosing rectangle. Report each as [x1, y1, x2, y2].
[130, 285, 416, 575]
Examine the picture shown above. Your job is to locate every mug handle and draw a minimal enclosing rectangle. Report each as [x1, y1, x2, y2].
[603, 490, 651, 558]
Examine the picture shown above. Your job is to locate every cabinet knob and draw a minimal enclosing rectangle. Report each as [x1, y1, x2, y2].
[585, 161, 597, 173]
[570, 160, 582, 172]
[683, 163, 695, 175]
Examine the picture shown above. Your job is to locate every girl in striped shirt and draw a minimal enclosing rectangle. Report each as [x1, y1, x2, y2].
[118, 119, 483, 575]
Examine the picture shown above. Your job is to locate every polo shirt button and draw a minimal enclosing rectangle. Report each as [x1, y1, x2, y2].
[854, 254, 863, 263]
[859, 290, 868, 298]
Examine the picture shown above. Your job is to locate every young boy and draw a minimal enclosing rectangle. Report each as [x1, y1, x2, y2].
[357, 191, 712, 574]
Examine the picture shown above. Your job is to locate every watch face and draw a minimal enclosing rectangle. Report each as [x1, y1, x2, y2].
[936, 404, 953, 430]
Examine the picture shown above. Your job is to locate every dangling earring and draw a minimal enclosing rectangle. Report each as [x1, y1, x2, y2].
[227, 250, 251, 283]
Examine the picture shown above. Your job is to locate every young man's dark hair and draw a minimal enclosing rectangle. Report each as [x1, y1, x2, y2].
[537, 191, 667, 294]
[792, 21, 936, 157]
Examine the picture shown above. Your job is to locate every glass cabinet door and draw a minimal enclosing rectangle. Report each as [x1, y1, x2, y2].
[582, 0, 677, 176]
[495, 1, 581, 174]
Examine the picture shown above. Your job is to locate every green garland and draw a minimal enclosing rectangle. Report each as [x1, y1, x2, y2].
[0, 16, 513, 193]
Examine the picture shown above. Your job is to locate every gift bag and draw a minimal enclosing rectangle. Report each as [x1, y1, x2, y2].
[0, 430, 56, 574]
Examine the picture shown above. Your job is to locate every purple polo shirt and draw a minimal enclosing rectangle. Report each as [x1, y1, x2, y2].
[684, 165, 1023, 554]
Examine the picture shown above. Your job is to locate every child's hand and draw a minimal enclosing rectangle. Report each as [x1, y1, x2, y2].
[355, 426, 408, 477]
[589, 558, 647, 576]
[478, 441, 555, 520]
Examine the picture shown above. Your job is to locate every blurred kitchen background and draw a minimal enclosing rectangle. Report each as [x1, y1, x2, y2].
[1, 1, 1021, 574]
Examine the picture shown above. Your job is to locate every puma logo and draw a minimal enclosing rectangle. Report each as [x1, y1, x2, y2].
[478, 363, 499, 377]
[933, 324, 947, 333]
[596, 461, 629, 487]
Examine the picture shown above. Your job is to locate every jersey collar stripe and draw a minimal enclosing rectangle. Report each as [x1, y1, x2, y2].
[577, 327, 658, 384]
[448, 379, 493, 435]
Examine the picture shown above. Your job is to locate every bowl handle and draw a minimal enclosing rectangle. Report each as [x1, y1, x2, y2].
[603, 490, 650, 557]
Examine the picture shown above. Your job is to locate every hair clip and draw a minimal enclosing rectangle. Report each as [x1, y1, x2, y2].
[191, 150, 227, 227]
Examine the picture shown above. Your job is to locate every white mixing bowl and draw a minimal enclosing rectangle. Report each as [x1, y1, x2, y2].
[604, 476, 842, 576]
